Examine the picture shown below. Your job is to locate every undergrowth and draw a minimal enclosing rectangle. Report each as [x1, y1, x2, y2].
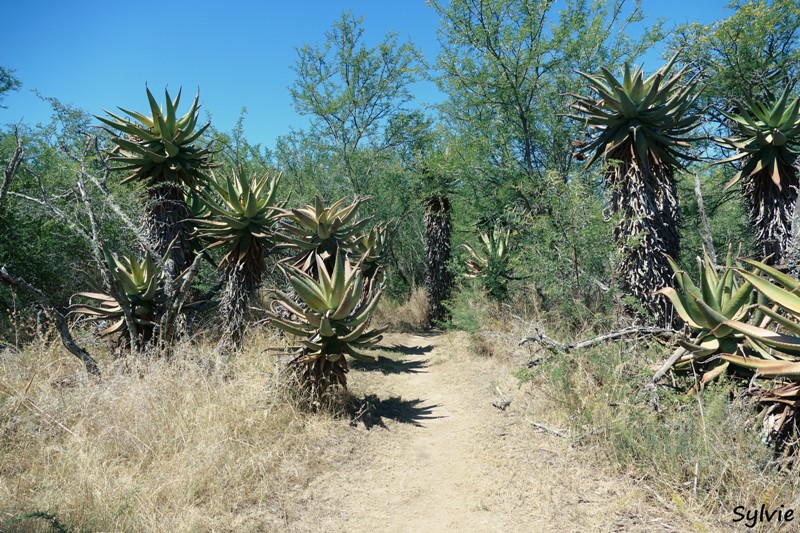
[446, 284, 800, 527]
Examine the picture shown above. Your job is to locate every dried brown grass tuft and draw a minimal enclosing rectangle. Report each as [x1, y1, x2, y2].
[373, 287, 429, 332]
[0, 328, 350, 532]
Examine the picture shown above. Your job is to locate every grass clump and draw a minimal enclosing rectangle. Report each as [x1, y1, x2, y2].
[0, 329, 351, 532]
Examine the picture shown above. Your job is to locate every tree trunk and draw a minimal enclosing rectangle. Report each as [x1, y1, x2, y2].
[219, 241, 265, 353]
[424, 195, 453, 325]
[143, 182, 194, 278]
[608, 155, 680, 327]
[744, 165, 798, 267]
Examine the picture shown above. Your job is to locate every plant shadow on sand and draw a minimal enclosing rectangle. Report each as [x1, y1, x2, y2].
[349, 394, 442, 429]
[350, 343, 434, 375]
[350, 355, 429, 375]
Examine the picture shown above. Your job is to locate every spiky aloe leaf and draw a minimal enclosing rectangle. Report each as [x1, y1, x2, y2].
[266, 251, 386, 397]
[98, 87, 217, 187]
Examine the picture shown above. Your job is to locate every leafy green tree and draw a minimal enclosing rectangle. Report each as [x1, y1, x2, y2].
[671, 0, 800, 269]
[0, 66, 21, 108]
[670, 0, 800, 111]
[284, 12, 429, 297]
[290, 11, 425, 195]
[431, 0, 662, 218]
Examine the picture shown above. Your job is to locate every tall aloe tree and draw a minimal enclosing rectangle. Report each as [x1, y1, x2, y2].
[193, 172, 283, 350]
[569, 56, 702, 325]
[715, 87, 800, 267]
[97, 87, 215, 276]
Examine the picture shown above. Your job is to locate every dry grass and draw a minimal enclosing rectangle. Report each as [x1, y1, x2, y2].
[373, 287, 429, 332]
[0, 328, 351, 532]
[464, 298, 800, 531]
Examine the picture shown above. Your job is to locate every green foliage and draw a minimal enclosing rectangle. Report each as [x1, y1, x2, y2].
[290, 12, 424, 194]
[194, 172, 284, 268]
[670, 0, 800, 106]
[432, 0, 663, 212]
[715, 87, 800, 188]
[463, 228, 513, 301]
[277, 195, 373, 272]
[569, 55, 703, 172]
[0, 66, 21, 108]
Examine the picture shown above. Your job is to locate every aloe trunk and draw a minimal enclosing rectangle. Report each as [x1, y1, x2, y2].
[744, 165, 798, 266]
[144, 182, 194, 278]
[424, 195, 452, 325]
[609, 154, 681, 325]
[219, 241, 265, 352]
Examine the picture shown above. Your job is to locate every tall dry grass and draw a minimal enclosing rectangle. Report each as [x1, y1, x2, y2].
[373, 287, 429, 332]
[0, 328, 351, 532]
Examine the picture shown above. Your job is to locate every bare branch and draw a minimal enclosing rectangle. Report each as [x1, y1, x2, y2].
[7, 190, 93, 243]
[693, 173, 717, 264]
[0, 127, 24, 212]
[0, 266, 101, 377]
[519, 326, 677, 352]
[75, 138, 111, 291]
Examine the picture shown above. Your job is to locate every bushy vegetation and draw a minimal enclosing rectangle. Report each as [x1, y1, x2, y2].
[3, 0, 800, 528]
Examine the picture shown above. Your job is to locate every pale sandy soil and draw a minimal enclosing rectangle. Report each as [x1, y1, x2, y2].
[282, 332, 733, 533]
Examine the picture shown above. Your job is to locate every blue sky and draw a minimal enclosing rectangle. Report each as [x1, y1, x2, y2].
[1, 0, 732, 148]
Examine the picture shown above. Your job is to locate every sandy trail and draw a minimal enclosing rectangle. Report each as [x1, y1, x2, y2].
[288, 332, 728, 533]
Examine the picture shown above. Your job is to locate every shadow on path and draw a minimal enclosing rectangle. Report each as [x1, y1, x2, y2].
[350, 355, 428, 375]
[350, 394, 443, 429]
[382, 343, 434, 356]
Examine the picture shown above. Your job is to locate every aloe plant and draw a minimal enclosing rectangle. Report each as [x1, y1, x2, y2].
[655, 247, 754, 386]
[347, 222, 387, 280]
[715, 87, 800, 266]
[277, 195, 373, 275]
[267, 251, 386, 402]
[569, 55, 703, 325]
[70, 247, 168, 349]
[193, 172, 284, 350]
[659, 251, 800, 452]
[98, 87, 217, 275]
[463, 228, 513, 301]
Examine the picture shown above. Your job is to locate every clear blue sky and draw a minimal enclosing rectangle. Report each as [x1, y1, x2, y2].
[1, 0, 732, 148]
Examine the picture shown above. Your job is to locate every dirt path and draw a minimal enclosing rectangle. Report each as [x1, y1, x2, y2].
[288, 332, 727, 532]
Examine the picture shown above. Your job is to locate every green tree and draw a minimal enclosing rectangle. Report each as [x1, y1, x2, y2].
[671, 0, 800, 269]
[670, 0, 800, 110]
[431, 0, 662, 216]
[0, 66, 21, 108]
[285, 12, 430, 297]
[289, 11, 425, 195]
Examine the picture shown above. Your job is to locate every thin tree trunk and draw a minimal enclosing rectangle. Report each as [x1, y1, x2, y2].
[693, 173, 716, 264]
[0, 266, 101, 377]
[0, 133, 23, 212]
